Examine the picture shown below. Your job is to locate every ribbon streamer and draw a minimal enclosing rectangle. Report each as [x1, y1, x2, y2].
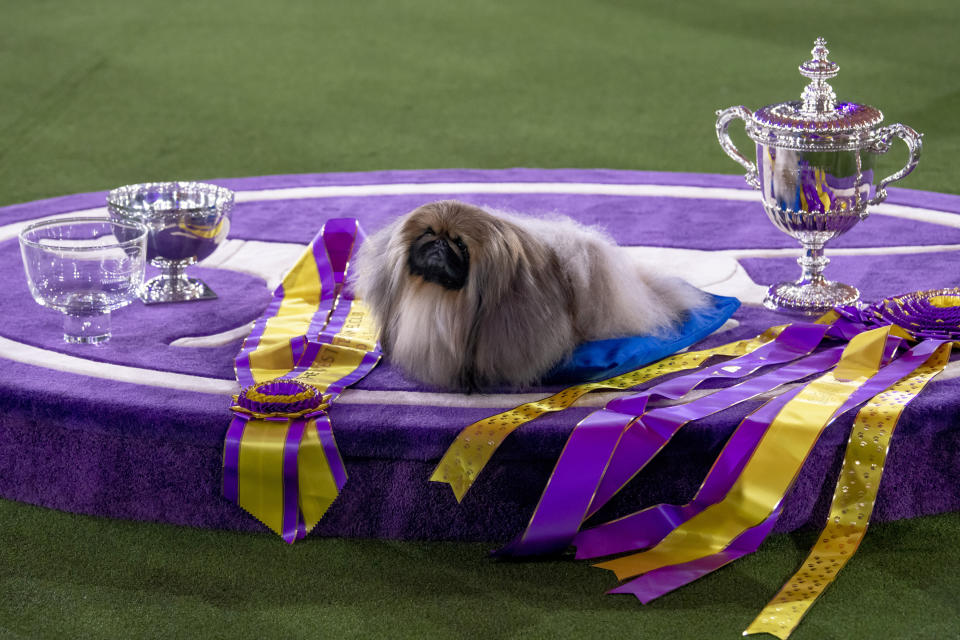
[430, 326, 790, 501]
[617, 337, 937, 602]
[574, 332, 904, 561]
[594, 325, 892, 580]
[572, 359, 832, 560]
[222, 218, 381, 543]
[434, 290, 956, 634]
[495, 323, 842, 557]
[609, 507, 784, 603]
[744, 340, 952, 639]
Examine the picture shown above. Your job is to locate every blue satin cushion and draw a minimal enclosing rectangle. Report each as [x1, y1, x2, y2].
[544, 293, 741, 384]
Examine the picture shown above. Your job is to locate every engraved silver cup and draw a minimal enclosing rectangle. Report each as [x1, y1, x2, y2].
[716, 38, 922, 315]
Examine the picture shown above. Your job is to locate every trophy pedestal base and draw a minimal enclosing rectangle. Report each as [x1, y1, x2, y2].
[140, 274, 217, 305]
[763, 280, 859, 316]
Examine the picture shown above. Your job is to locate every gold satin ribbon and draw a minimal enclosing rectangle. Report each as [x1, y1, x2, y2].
[246, 244, 327, 384]
[594, 325, 891, 581]
[744, 341, 953, 639]
[297, 418, 341, 527]
[430, 324, 791, 502]
[236, 418, 289, 533]
[329, 299, 380, 352]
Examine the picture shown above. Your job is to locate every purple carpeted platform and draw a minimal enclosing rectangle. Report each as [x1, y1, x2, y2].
[1, 168, 959, 542]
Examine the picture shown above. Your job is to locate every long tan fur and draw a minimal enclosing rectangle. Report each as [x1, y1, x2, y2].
[352, 201, 706, 390]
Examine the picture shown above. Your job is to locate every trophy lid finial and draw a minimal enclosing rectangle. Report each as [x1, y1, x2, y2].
[799, 37, 839, 117]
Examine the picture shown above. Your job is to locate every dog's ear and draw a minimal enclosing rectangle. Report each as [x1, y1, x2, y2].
[456, 287, 488, 392]
[352, 219, 407, 346]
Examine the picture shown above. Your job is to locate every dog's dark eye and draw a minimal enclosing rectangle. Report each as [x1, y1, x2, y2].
[453, 237, 467, 251]
[415, 227, 436, 243]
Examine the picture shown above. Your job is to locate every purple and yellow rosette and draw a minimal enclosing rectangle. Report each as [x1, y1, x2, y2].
[838, 287, 960, 341]
[222, 218, 381, 543]
[224, 380, 340, 544]
[231, 379, 330, 420]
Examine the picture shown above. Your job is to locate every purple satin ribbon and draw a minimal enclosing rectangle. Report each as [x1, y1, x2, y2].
[222, 415, 247, 503]
[574, 353, 841, 559]
[314, 414, 348, 490]
[306, 219, 363, 340]
[324, 219, 366, 287]
[494, 322, 837, 557]
[281, 419, 307, 543]
[600, 337, 945, 602]
[606, 322, 830, 417]
[494, 409, 640, 557]
[610, 508, 783, 602]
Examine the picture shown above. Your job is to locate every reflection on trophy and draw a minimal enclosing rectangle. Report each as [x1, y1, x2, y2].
[107, 182, 235, 304]
[716, 38, 922, 315]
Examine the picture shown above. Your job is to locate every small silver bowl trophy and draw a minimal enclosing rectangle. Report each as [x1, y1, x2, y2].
[716, 38, 922, 315]
[107, 182, 234, 304]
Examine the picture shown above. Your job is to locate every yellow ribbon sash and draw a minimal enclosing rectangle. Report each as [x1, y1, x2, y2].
[237, 236, 334, 386]
[224, 219, 381, 543]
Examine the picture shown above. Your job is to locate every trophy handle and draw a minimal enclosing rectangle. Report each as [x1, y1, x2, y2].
[715, 106, 760, 190]
[868, 123, 923, 206]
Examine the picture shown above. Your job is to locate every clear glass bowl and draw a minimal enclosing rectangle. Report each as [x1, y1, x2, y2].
[19, 217, 147, 344]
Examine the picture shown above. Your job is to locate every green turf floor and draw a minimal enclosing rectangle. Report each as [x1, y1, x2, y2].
[1, 1, 959, 638]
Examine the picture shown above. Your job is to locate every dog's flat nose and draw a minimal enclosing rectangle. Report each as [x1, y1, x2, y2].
[424, 238, 450, 263]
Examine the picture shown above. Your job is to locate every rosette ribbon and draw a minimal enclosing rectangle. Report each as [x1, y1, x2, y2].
[223, 218, 381, 543]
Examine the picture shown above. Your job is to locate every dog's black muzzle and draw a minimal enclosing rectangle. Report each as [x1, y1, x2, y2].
[408, 237, 468, 290]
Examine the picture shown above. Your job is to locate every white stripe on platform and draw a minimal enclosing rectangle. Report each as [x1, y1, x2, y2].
[2, 183, 960, 244]
[0, 334, 644, 407]
[233, 182, 759, 202]
[0, 335, 239, 395]
[3, 179, 959, 399]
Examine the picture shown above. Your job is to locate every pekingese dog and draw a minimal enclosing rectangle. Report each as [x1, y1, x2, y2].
[352, 200, 707, 391]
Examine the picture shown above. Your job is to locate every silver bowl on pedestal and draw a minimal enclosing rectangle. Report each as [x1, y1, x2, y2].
[107, 182, 234, 304]
[716, 38, 922, 315]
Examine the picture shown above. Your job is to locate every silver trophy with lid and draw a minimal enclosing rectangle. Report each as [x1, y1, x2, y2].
[716, 38, 922, 314]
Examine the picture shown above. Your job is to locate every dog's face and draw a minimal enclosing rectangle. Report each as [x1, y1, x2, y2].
[356, 200, 576, 389]
[398, 201, 502, 292]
